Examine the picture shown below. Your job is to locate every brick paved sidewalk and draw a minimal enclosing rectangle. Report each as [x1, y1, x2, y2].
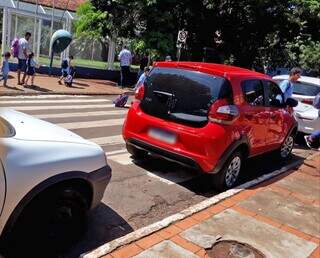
[101, 153, 320, 258]
[0, 72, 128, 96]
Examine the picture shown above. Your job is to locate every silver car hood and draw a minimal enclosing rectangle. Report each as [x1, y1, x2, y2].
[0, 108, 96, 146]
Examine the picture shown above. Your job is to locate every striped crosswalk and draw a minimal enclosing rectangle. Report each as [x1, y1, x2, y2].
[7, 104, 115, 111]
[0, 95, 197, 185]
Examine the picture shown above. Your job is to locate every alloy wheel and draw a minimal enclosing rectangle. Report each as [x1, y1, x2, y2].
[280, 135, 294, 158]
[225, 156, 241, 187]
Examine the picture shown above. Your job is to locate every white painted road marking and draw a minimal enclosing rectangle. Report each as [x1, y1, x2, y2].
[90, 135, 125, 146]
[0, 95, 92, 99]
[108, 153, 133, 165]
[8, 104, 114, 111]
[34, 110, 127, 119]
[58, 118, 125, 130]
[0, 99, 111, 104]
[105, 149, 128, 156]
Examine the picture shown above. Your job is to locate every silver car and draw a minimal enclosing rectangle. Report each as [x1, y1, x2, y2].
[273, 75, 320, 134]
[0, 108, 111, 257]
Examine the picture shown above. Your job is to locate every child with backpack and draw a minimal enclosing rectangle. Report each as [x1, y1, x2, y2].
[58, 55, 75, 86]
[24, 52, 37, 87]
[0, 52, 11, 87]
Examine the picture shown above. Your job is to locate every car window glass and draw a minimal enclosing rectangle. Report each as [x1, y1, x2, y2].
[140, 67, 233, 127]
[265, 81, 284, 107]
[241, 80, 264, 106]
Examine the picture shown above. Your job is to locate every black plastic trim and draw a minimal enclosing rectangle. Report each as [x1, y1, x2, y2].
[127, 138, 202, 171]
[211, 135, 250, 174]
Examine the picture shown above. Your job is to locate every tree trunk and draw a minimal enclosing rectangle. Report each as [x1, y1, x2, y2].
[99, 39, 108, 62]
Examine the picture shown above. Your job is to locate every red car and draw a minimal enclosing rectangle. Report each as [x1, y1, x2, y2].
[123, 62, 297, 190]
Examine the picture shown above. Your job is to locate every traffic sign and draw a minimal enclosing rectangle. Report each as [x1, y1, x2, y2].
[177, 30, 188, 44]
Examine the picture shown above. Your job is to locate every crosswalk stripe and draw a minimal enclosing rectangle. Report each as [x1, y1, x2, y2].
[0, 95, 92, 99]
[8, 104, 114, 111]
[0, 99, 111, 104]
[58, 118, 124, 130]
[105, 149, 127, 156]
[90, 135, 125, 146]
[34, 110, 127, 119]
[108, 153, 133, 165]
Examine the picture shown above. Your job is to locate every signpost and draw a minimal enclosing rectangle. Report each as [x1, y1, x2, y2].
[176, 30, 188, 61]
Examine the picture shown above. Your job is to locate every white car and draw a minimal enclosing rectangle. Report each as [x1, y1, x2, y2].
[273, 75, 320, 105]
[273, 75, 320, 134]
[0, 108, 111, 257]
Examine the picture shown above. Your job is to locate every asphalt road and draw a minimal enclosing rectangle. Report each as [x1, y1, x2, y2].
[0, 94, 314, 258]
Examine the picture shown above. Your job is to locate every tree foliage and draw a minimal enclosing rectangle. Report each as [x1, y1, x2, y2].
[76, 0, 320, 73]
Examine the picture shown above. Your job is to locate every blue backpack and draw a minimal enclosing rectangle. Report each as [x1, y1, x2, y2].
[113, 94, 129, 107]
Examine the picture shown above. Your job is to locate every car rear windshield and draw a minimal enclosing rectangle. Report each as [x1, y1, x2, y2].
[275, 80, 320, 96]
[140, 67, 232, 127]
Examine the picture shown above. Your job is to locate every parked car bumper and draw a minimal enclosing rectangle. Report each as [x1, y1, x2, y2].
[88, 164, 112, 209]
[123, 103, 233, 173]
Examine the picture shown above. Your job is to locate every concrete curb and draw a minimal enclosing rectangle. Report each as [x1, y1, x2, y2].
[81, 155, 318, 258]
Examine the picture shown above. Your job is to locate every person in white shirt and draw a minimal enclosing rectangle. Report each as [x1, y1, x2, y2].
[17, 32, 31, 85]
[118, 46, 132, 87]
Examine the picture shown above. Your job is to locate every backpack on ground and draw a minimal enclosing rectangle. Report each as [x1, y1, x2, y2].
[61, 59, 69, 69]
[113, 94, 129, 107]
[11, 38, 19, 58]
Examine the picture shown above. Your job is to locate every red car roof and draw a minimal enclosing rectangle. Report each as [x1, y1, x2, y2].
[153, 62, 270, 80]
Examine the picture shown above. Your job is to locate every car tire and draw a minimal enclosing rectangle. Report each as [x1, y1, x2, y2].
[278, 132, 295, 159]
[126, 143, 148, 159]
[211, 151, 243, 191]
[6, 185, 88, 257]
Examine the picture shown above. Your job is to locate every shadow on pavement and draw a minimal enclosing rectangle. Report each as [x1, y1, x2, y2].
[133, 142, 310, 198]
[23, 84, 52, 92]
[72, 81, 90, 87]
[4, 85, 24, 91]
[62, 203, 133, 258]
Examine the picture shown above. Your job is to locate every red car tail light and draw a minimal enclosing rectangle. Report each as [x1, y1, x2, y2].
[135, 85, 145, 101]
[208, 99, 239, 124]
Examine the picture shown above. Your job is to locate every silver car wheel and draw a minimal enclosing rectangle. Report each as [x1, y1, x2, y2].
[280, 135, 294, 158]
[225, 156, 241, 187]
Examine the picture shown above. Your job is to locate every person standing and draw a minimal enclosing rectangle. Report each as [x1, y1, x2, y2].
[137, 53, 149, 80]
[24, 52, 37, 87]
[279, 67, 302, 101]
[0, 52, 11, 87]
[17, 32, 31, 85]
[118, 46, 132, 87]
[134, 67, 150, 90]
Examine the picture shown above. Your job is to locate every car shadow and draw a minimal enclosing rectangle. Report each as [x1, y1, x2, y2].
[62, 203, 133, 258]
[132, 144, 309, 198]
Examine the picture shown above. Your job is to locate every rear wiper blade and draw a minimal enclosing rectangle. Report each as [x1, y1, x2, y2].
[153, 90, 175, 98]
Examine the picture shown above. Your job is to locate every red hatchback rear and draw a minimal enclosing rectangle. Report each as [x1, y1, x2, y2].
[123, 62, 297, 190]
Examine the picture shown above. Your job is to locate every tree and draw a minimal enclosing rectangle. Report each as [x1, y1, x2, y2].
[75, 2, 110, 61]
[80, 0, 319, 71]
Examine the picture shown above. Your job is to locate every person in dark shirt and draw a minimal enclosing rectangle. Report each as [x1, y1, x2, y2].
[137, 53, 149, 80]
